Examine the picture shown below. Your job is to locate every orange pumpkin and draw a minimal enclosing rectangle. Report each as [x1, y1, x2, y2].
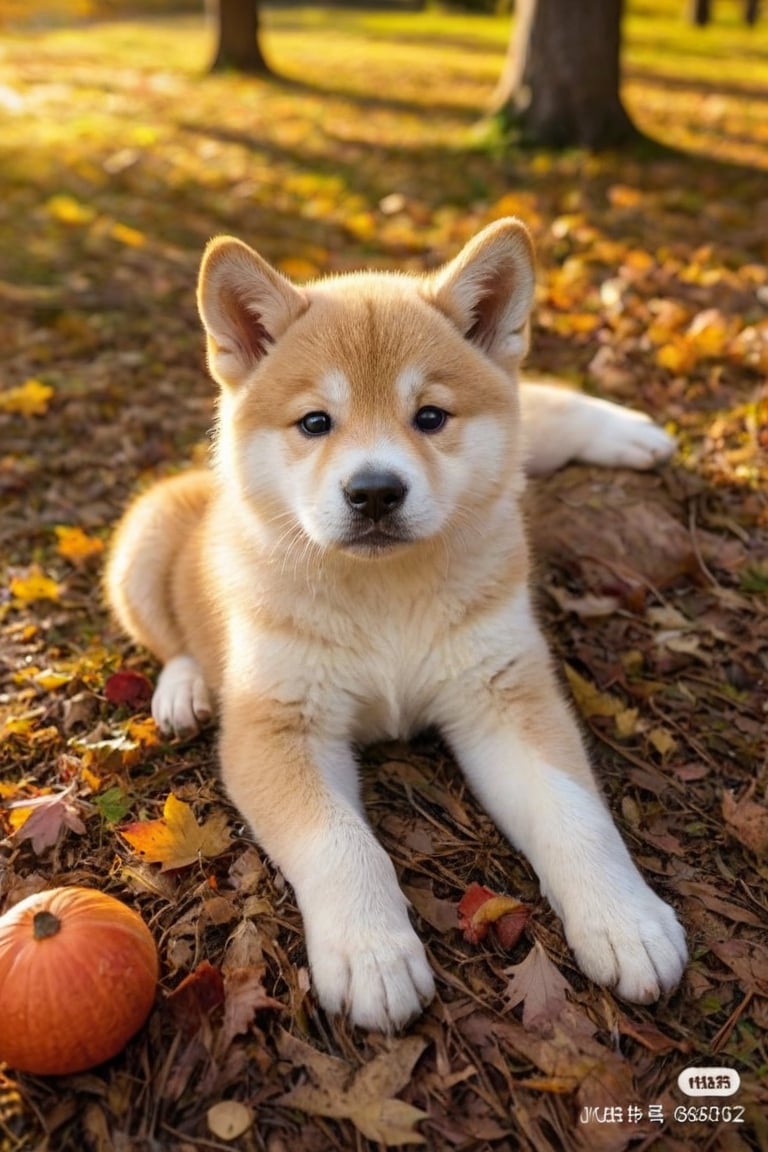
[0, 886, 158, 1075]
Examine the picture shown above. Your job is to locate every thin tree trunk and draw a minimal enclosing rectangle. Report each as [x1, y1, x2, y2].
[493, 0, 638, 150]
[209, 0, 270, 75]
[689, 0, 711, 24]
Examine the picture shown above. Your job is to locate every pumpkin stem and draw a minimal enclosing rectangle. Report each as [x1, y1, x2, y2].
[33, 910, 62, 940]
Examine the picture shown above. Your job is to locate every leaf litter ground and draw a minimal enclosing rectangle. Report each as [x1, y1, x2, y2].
[1, 5, 767, 1150]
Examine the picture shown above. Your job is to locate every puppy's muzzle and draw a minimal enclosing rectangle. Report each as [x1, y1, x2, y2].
[343, 470, 407, 523]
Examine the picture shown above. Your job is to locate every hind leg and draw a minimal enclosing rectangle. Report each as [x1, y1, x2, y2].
[520, 381, 676, 476]
[106, 470, 215, 736]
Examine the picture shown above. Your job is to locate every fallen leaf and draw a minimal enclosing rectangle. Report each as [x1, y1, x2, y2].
[648, 727, 678, 758]
[215, 965, 282, 1057]
[120, 793, 231, 870]
[111, 221, 145, 247]
[167, 961, 226, 1039]
[615, 1013, 687, 1054]
[54, 525, 105, 566]
[707, 939, 768, 997]
[546, 586, 621, 618]
[104, 669, 154, 708]
[277, 1031, 428, 1146]
[0, 378, 54, 416]
[563, 665, 624, 719]
[46, 193, 96, 225]
[93, 785, 132, 825]
[207, 1100, 252, 1141]
[722, 784, 768, 857]
[403, 882, 460, 934]
[9, 567, 61, 604]
[70, 718, 158, 774]
[458, 882, 531, 949]
[503, 940, 573, 1030]
[9, 786, 87, 854]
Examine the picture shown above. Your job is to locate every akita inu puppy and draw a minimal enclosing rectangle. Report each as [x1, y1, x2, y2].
[106, 219, 687, 1031]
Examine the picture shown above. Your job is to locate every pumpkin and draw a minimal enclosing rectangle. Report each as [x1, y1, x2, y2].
[0, 886, 158, 1075]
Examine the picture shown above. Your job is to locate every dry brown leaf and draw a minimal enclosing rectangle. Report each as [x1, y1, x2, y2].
[221, 918, 265, 973]
[615, 1013, 686, 1054]
[276, 1031, 428, 1146]
[563, 665, 625, 719]
[402, 882, 457, 934]
[708, 939, 768, 997]
[167, 961, 225, 1039]
[215, 966, 282, 1057]
[722, 785, 768, 857]
[503, 940, 573, 1030]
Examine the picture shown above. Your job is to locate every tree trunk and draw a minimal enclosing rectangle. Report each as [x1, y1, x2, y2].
[209, 0, 270, 75]
[492, 0, 638, 150]
[689, 0, 711, 24]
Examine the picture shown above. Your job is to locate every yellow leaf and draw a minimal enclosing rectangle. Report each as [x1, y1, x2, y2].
[346, 212, 377, 241]
[277, 256, 319, 282]
[655, 339, 696, 375]
[55, 525, 105, 566]
[32, 668, 73, 692]
[120, 793, 231, 871]
[46, 194, 96, 225]
[564, 664, 624, 719]
[111, 222, 146, 247]
[615, 708, 640, 738]
[648, 728, 677, 758]
[607, 184, 643, 209]
[0, 716, 38, 741]
[10, 567, 61, 604]
[127, 716, 161, 748]
[8, 805, 35, 832]
[686, 309, 733, 358]
[622, 249, 654, 271]
[0, 379, 54, 416]
[80, 764, 103, 792]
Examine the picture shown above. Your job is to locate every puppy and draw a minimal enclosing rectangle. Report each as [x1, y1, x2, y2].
[106, 218, 686, 1031]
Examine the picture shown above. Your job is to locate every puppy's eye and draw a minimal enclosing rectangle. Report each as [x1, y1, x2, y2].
[414, 406, 449, 433]
[298, 411, 332, 436]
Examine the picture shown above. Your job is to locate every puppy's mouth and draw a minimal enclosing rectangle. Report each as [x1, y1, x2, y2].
[338, 521, 414, 556]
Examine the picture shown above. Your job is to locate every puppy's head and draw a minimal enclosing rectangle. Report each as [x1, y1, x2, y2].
[198, 219, 535, 559]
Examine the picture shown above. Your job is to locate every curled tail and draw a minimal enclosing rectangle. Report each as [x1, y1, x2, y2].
[105, 469, 213, 664]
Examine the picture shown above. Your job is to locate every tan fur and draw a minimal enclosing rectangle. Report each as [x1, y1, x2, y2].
[106, 219, 685, 1030]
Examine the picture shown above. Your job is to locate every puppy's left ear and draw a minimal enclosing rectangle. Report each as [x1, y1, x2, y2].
[427, 218, 535, 370]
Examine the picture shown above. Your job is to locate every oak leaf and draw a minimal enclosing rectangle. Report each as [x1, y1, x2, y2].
[120, 793, 231, 870]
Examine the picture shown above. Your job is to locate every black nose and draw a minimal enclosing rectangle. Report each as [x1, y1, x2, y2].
[343, 470, 407, 522]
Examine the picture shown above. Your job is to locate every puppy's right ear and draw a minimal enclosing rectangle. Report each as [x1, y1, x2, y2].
[198, 238, 309, 388]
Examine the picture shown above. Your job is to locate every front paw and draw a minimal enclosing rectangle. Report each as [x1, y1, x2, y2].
[564, 882, 687, 1003]
[152, 654, 212, 737]
[304, 905, 435, 1031]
